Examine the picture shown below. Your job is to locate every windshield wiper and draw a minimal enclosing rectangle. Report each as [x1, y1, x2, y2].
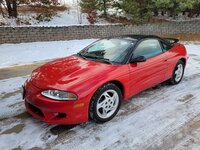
[78, 53, 112, 64]
[96, 58, 112, 64]
[77, 53, 87, 59]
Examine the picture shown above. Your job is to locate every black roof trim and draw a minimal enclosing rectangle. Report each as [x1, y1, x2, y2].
[163, 38, 179, 44]
[107, 34, 161, 41]
[106, 34, 179, 46]
[121, 34, 161, 40]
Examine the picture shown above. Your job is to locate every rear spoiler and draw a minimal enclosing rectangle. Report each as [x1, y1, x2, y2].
[163, 38, 179, 44]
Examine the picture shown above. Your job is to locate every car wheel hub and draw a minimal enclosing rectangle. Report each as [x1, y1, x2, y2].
[175, 64, 183, 82]
[96, 90, 119, 119]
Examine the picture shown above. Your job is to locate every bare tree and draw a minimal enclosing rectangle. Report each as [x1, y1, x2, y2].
[0, 0, 5, 17]
[5, 0, 18, 18]
[77, 0, 83, 24]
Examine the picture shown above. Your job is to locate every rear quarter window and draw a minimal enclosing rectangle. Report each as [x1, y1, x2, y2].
[161, 42, 173, 51]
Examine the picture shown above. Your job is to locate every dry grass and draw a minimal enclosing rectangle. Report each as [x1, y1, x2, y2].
[17, 5, 69, 14]
[162, 34, 200, 41]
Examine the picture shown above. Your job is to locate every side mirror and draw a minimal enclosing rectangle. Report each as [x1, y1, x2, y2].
[130, 55, 146, 63]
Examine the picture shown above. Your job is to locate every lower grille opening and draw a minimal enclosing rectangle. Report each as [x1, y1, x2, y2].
[29, 103, 44, 118]
[54, 113, 67, 119]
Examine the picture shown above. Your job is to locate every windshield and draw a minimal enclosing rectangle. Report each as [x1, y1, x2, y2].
[78, 39, 135, 64]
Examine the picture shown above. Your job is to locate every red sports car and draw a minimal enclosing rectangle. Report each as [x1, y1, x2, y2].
[23, 35, 187, 124]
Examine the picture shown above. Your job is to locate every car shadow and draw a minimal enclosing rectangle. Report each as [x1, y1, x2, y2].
[50, 124, 77, 135]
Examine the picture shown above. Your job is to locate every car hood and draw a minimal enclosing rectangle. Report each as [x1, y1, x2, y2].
[31, 55, 117, 90]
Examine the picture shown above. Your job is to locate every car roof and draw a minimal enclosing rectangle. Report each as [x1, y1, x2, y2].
[109, 34, 177, 46]
[106, 35, 179, 48]
[116, 34, 161, 41]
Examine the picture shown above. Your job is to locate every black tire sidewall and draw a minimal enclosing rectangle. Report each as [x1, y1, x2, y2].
[89, 83, 122, 123]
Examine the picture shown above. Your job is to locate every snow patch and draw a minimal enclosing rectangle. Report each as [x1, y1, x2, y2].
[0, 39, 96, 68]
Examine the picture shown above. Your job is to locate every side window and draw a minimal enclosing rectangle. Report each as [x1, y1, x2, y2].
[134, 39, 163, 59]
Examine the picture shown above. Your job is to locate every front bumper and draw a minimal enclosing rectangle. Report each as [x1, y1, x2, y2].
[24, 80, 89, 124]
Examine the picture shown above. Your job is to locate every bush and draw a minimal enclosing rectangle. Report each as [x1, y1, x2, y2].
[36, 12, 54, 22]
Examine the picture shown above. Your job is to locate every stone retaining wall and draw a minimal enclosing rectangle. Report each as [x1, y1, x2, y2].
[0, 21, 200, 44]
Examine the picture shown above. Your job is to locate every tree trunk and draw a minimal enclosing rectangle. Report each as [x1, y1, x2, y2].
[103, 0, 107, 17]
[12, 0, 17, 18]
[0, 4, 5, 17]
[153, 10, 158, 16]
[5, 0, 12, 17]
[5, 0, 18, 18]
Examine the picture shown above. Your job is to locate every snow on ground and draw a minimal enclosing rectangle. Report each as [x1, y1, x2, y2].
[0, 41, 200, 149]
[0, 39, 96, 68]
[36, 10, 110, 26]
[0, 0, 110, 26]
[37, 0, 91, 26]
[58, 0, 77, 5]
[37, 10, 89, 26]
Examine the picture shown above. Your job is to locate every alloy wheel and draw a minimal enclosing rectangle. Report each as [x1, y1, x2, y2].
[96, 90, 119, 119]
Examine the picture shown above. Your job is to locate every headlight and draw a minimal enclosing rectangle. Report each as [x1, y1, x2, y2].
[41, 90, 77, 101]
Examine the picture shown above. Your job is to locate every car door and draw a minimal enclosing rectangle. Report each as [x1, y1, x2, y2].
[128, 39, 168, 96]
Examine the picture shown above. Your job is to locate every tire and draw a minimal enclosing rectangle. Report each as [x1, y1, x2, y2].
[89, 83, 122, 123]
[169, 60, 185, 85]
